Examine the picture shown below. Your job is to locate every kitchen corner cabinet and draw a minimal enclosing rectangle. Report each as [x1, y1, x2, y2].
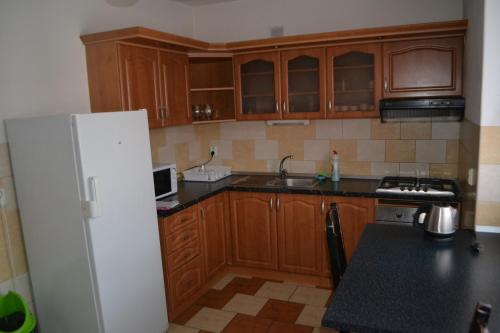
[229, 191, 278, 269]
[382, 37, 463, 98]
[234, 52, 282, 121]
[277, 194, 322, 275]
[84, 43, 191, 128]
[326, 43, 381, 119]
[199, 193, 228, 279]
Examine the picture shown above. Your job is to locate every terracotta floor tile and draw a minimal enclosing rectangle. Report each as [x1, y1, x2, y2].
[223, 277, 267, 295]
[267, 321, 314, 333]
[257, 299, 305, 323]
[196, 289, 237, 309]
[222, 314, 273, 333]
[172, 304, 203, 325]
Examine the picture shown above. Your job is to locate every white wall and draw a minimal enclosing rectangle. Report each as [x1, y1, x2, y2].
[480, 0, 500, 126]
[192, 0, 463, 42]
[0, 0, 193, 143]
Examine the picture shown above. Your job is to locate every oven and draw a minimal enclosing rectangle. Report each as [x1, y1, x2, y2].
[375, 200, 421, 227]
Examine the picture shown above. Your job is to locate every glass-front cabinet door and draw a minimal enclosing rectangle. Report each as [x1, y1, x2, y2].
[326, 43, 381, 118]
[281, 48, 326, 119]
[234, 52, 281, 120]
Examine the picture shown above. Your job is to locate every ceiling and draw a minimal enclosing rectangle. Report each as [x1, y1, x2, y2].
[170, 0, 239, 6]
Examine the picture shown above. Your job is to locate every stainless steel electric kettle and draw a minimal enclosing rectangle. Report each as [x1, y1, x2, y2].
[413, 204, 459, 239]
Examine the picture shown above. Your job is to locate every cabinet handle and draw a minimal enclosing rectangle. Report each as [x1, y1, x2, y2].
[275, 102, 279, 112]
[384, 79, 388, 92]
[269, 198, 273, 209]
[276, 197, 280, 210]
[321, 200, 325, 214]
[200, 208, 205, 221]
[282, 101, 287, 112]
[328, 100, 332, 111]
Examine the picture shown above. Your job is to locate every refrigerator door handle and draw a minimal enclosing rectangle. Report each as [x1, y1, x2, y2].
[83, 176, 101, 219]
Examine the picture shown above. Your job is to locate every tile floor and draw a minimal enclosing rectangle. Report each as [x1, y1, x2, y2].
[167, 274, 338, 333]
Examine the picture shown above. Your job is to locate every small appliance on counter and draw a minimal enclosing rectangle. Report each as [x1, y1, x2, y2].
[414, 204, 459, 239]
[183, 165, 232, 182]
[153, 163, 178, 199]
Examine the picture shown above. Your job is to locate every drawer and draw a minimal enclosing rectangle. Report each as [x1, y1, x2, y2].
[166, 240, 200, 273]
[167, 256, 203, 309]
[165, 222, 199, 253]
[164, 205, 198, 234]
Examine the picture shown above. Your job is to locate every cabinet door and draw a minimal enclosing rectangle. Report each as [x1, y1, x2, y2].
[326, 43, 381, 119]
[159, 51, 191, 126]
[383, 37, 463, 98]
[321, 197, 375, 276]
[118, 44, 162, 128]
[281, 48, 326, 119]
[229, 192, 278, 269]
[199, 193, 227, 279]
[277, 194, 322, 275]
[234, 52, 281, 120]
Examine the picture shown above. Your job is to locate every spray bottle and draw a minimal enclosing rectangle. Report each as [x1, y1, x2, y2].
[331, 150, 340, 182]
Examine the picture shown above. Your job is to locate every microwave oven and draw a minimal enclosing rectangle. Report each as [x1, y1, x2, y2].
[153, 164, 178, 199]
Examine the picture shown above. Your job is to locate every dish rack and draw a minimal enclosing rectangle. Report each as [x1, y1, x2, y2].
[182, 165, 232, 182]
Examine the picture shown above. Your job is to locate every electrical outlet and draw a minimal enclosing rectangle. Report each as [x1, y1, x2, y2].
[210, 145, 217, 157]
[0, 188, 6, 208]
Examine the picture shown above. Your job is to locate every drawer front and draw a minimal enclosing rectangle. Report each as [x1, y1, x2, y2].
[168, 256, 203, 309]
[165, 205, 198, 234]
[166, 222, 199, 253]
[166, 240, 200, 273]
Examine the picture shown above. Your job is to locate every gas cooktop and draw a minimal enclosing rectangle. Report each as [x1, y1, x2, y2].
[375, 177, 457, 197]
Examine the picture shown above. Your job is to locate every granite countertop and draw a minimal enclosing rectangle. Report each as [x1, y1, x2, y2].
[322, 224, 500, 333]
[157, 173, 461, 218]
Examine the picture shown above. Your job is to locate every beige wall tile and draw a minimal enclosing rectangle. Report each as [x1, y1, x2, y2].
[477, 164, 500, 202]
[339, 161, 371, 176]
[288, 160, 316, 174]
[221, 121, 266, 140]
[315, 120, 342, 139]
[193, 123, 220, 143]
[266, 123, 316, 141]
[460, 120, 481, 153]
[232, 140, 255, 161]
[0, 210, 28, 282]
[188, 142, 201, 162]
[386, 140, 415, 163]
[476, 201, 500, 227]
[446, 140, 459, 163]
[401, 122, 431, 139]
[166, 125, 196, 144]
[224, 159, 268, 172]
[211, 140, 233, 160]
[0, 143, 12, 178]
[149, 128, 167, 148]
[153, 144, 176, 165]
[479, 126, 500, 164]
[399, 163, 430, 177]
[279, 139, 305, 160]
[371, 120, 400, 139]
[174, 143, 191, 172]
[304, 140, 330, 161]
[357, 140, 385, 162]
[315, 161, 332, 175]
[430, 164, 458, 179]
[416, 140, 446, 163]
[330, 140, 357, 162]
[266, 160, 280, 173]
[371, 162, 399, 176]
[255, 140, 278, 160]
[342, 119, 371, 139]
[432, 122, 460, 140]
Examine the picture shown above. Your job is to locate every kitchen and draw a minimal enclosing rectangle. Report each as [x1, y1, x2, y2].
[0, 0, 499, 332]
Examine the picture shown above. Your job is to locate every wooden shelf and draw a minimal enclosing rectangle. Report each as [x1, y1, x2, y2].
[190, 87, 234, 92]
[334, 89, 373, 94]
[289, 91, 319, 96]
[241, 71, 274, 77]
[334, 64, 374, 70]
[288, 68, 319, 73]
[242, 93, 275, 98]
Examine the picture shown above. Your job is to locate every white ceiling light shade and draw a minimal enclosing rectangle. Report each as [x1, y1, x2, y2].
[105, 0, 139, 7]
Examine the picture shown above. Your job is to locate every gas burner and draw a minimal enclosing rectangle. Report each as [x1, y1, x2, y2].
[376, 177, 457, 197]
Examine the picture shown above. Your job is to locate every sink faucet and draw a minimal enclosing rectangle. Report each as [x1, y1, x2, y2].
[279, 155, 294, 179]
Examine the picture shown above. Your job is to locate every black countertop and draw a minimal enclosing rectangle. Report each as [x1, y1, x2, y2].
[157, 174, 460, 218]
[322, 224, 500, 333]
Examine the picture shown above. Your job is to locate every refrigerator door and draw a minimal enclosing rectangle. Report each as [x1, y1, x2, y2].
[72, 111, 167, 333]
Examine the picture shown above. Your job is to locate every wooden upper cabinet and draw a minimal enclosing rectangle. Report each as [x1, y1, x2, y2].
[277, 194, 322, 275]
[118, 44, 162, 128]
[159, 51, 191, 126]
[326, 43, 381, 119]
[281, 48, 326, 119]
[199, 193, 227, 279]
[229, 192, 278, 269]
[234, 52, 281, 120]
[383, 37, 463, 98]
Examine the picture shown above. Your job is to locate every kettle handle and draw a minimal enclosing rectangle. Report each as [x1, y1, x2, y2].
[413, 205, 430, 228]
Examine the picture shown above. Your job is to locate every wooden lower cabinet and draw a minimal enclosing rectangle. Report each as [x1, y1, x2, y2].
[199, 193, 228, 280]
[229, 191, 278, 269]
[167, 256, 204, 312]
[277, 194, 322, 275]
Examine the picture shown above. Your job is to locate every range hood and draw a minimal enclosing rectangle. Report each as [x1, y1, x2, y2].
[379, 97, 464, 123]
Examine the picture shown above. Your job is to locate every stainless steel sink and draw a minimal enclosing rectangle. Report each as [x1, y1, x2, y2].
[267, 177, 318, 188]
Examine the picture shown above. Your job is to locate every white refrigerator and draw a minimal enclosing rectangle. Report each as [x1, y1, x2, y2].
[6, 111, 168, 333]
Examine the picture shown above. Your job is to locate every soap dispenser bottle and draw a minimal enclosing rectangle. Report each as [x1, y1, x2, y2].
[331, 150, 340, 182]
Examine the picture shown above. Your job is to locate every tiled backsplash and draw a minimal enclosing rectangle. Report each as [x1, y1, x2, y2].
[150, 119, 459, 179]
